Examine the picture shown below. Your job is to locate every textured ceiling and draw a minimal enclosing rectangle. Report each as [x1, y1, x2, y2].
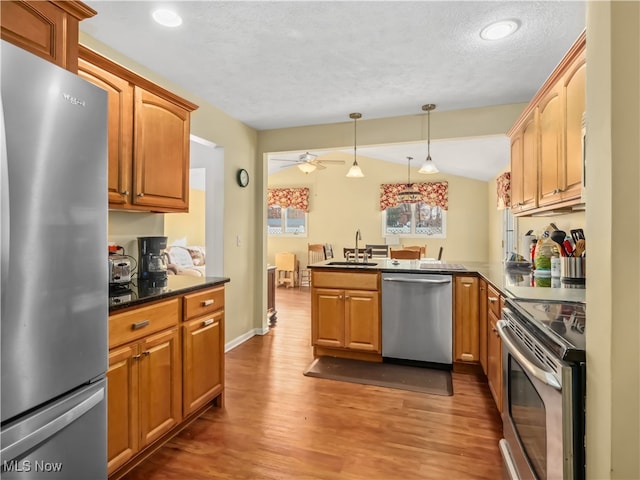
[81, 1, 586, 180]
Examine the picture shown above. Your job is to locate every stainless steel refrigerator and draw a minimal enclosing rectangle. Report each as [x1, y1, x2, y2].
[0, 40, 108, 478]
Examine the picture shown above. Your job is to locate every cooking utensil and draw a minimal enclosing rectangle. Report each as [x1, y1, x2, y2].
[570, 229, 585, 243]
[550, 230, 568, 255]
[574, 239, 586, 257]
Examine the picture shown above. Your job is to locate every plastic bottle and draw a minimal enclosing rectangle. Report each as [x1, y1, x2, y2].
[534, 233, 560, 275]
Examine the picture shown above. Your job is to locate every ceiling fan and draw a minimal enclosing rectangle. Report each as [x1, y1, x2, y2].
[271, 152, 345, 173]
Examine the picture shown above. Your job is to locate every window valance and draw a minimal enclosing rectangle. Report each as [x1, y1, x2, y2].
[496, 172, 511, 210]
[379, 182, 448, 210]
[267, 187, 309, 212]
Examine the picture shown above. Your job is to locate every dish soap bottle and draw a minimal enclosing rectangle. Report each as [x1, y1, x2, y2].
[534, 228, 560, 277]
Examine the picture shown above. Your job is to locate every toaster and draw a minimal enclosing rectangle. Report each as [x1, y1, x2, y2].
[108, 255, 132, 285]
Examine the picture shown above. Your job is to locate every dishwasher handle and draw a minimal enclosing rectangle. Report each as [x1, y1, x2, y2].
[383, 277, 451, 285]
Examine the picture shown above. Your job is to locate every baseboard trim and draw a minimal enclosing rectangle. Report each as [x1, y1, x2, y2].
[225, 326, 269, 352]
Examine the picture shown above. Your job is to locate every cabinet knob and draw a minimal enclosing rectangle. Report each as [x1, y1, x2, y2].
[121, 190, 129, 196]
[137, 192, 145, 197]
[143, 351, 150, 356]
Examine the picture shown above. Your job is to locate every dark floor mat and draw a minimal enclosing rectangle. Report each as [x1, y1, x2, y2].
[303, 356, 453, 396]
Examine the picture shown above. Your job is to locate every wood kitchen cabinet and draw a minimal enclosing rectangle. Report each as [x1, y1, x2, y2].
[479, 279, 488, 375]
[486, 285, 503, 413]
[108, 299, 182, 476]
[182, 286, 225, 416]
[510, 110, 538, 214]
[78, 46, 198, 213]
[509, 31, 585, 215]
[454, 275, 479, 365]
[0, 0, 96, 73]
[311, 270, 380, 360]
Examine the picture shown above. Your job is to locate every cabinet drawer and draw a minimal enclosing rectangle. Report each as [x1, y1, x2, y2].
[487, 285, 501, 318]
[312, 271, 379, 290]
[184, 287, 224, 320]
[109, 298, 180, 348]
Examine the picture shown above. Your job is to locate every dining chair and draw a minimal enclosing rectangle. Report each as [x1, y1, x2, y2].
[300, 244, 325, 287]
[365, 244, 390, 258]
[323, 244, 334, 260]
[402, 245, 426, 257]
[389, 249, 421, 260]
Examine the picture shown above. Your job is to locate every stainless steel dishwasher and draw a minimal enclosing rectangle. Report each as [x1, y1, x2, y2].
[381, 272, 453, 367]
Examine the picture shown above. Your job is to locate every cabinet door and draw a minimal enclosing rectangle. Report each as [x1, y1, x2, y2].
[133, 87, 190, 211]
[138, 327, 182, 447]
[479, 279, 488, 375]
[454, 276, 479, 363]
[487, 312, 503, 413]
[0, 0, 93, 73]
[183, 310, 224, 416]
[311, 288, 345, 348]
[538, 85, 563, 206]
[344, 290, 380, 352]
[107, 344, 139, 475]
[562, 52, 586, 201]
[512, 112, 538, 213]
[78, 57, 134, 206]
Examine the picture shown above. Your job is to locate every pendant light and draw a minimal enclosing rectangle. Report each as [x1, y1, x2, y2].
[397, 156, 422, 203]
[418, 104, 439, 174]
[346, 112, 364, 178]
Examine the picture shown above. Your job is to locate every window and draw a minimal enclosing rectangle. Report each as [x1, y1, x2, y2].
[267, 187, 310, 237]
[502, 207, 515, 259]
[382, 202, 446, 238]
[268, 205, 308, 237]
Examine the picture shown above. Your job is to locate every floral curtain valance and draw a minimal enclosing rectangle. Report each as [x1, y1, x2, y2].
[379, 182, 448, 210]
[267, 187, 310, 212]
[496, 172, 511, 210]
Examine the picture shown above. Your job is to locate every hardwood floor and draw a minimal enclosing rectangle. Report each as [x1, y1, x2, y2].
[122, 286, 503, 479]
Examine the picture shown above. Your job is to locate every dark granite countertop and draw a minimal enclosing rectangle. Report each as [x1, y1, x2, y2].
[109, 275, 230, 313]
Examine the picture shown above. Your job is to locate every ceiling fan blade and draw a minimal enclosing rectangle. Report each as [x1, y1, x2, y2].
[316, 160, 345, 165]
[271, 158, 300, 163]
[314, 163, 327, 170]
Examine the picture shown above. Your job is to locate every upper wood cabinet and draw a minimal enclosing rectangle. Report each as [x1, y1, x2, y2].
[509, 31, 585, 216]
[510, 110, 538, 214]
[78, 45, 198, 213]
[0, 1, 96, 73]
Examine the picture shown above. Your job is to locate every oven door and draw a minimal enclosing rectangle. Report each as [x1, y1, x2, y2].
[497, 316, 577, 480]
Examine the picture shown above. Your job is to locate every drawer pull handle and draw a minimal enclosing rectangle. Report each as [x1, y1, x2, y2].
[133, 354, 141, 360]
[143, 351, 150, 356]
[488, 297, 498, 303]
[202, 318, 214, 327]
[201, 299, 214, 307]
[132, 320, 150, 330]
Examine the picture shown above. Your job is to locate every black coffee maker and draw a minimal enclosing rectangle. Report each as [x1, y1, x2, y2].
[138, 236, 168, 281]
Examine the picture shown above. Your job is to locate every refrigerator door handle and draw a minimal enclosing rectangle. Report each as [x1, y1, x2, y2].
[0, 386, 104, 462]
[0, 95, 9, 296]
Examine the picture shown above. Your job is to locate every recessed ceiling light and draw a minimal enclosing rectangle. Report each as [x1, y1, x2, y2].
[152, 8, 182, 28]
[480, 19, 520, 41]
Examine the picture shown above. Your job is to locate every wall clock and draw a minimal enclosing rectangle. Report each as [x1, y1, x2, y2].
[237, 168, 249, 187]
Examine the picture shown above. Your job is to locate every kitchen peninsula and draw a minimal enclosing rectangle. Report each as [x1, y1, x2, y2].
[309, 259, 585, 413]
[107, 275, 229, 479]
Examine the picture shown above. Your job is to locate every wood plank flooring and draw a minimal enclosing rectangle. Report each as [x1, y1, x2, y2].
[122, 286, 503, 479]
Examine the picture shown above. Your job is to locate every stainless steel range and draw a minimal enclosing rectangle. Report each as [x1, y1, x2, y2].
[498, 297, 586, 480]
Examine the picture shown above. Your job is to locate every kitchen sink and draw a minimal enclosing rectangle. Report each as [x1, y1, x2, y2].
[327, 261, 378, 266]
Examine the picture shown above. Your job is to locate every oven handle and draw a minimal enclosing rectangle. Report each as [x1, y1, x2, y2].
[497, 319, 562, 391]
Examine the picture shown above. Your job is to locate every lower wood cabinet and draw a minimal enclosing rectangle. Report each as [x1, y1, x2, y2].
[479, 279, 488, 375]
[487, 311, 503, 413]
[454, 275, 480, 363]
[108, 284, 226, 478]
[182, 310, 224, 415]
[311, 270, 381, 359]
[107, 327, 181, 475]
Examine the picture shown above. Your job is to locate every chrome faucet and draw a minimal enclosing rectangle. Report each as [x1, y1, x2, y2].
[354, 229, 362, 263]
